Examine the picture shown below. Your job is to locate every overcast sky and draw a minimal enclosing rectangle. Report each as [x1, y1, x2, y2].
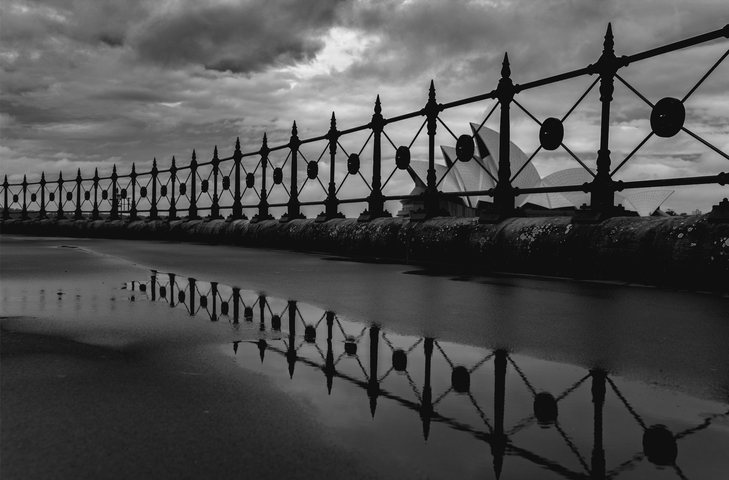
[1, 0, 727, 213]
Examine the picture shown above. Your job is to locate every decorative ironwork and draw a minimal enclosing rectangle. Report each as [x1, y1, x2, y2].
[2, 24, 727, 222]
[122, 269, 728, 480]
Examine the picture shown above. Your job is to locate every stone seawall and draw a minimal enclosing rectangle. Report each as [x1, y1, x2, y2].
[2, 216, 727, 291]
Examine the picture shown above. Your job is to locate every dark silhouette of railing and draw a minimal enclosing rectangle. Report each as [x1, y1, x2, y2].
[123, 270, 729, 479]
[3, 24, 728, 223]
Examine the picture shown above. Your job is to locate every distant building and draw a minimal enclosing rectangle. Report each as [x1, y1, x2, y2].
[400, 124, 673, 217]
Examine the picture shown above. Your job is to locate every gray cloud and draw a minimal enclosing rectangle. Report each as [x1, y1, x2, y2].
[333, 0, 728, 88]
[1, 0, 727, 214]
[90, 87, 177, 103]
[0, 0, 148, 48]
[131, 0, 345, 73]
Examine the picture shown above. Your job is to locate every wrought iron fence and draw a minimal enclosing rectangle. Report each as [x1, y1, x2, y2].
[2, 24, 728, 223]
[122, 269, 729, 479]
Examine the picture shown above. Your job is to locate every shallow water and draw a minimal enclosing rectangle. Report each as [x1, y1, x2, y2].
[1, 236, 728, 479]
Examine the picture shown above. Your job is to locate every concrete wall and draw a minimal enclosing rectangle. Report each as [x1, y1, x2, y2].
[2, 215, 727, 291]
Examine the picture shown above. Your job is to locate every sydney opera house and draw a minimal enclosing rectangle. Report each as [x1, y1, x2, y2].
[401, 123, 673, 217]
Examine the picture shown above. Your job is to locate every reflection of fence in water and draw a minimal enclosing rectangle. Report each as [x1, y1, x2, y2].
[4, 24, 729, 222]
[126, 270, 728, 480]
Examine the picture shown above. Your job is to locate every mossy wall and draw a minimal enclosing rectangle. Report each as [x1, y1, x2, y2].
[2, 216, 727, 291]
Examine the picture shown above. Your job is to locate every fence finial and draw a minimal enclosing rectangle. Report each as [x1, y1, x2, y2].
[58, 171, 63, 181]
[171, 156, 176, 168]
[152, 157, 157, 168]
[330, 111, 336, 129]
[235, 136, 241, 151]
[41, 171, 45, 181]
[131, 163, 136, 175]
[262, 132, 268, 147]
[429, 79, 436, 101]
[292, 121, 298, 136]
[374, 94, 382, 114]
[191, 149, 197, 164]
[112, 164, 117, 175]
[501, 52, 511, 78]
[76, 168, 81, 179]
[604, 22, 614, 53]
[94, 167, 99, 177]
[213, 145, 218, 160]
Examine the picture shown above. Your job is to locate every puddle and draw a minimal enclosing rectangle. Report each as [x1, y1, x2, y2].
[4, 237, 728, 478]
[112, 270, 729, 480]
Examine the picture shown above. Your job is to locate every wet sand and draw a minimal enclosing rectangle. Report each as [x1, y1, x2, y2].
[4, 235, 726, 401]
[2, 235, 728, 479]
[1, 237, 384, 479]
[1, 329, 382, 480]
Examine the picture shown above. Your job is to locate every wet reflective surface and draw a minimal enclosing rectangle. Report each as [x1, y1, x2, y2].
[2, 237, 728, 479]
[128, 272, 729, 479]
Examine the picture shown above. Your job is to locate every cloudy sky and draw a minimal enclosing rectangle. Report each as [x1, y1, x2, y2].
[1, 0, 727, 213]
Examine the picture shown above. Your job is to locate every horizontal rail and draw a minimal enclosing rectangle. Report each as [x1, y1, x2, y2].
[617, 172, 728, 190]
[2, 24, 728, 223]
[517, 66, 594, 92]
[626, 24, 729, 65]
[514, 184, 589, 195]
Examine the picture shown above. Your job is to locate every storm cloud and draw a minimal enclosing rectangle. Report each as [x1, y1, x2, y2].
[1, 0, 727, 213]
[132, 0, 344, 73]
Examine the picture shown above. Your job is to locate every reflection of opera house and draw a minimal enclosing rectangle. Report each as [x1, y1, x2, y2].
[400, 124, 673, 217]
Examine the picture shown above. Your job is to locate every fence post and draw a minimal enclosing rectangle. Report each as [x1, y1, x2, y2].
[74, 168, 82, 219]
[591, 369, 607, 479]
[368, 325, 380, 416]
[189, 150, 198, 219]
[110, 165, 119, 220]
[168, 273, 176, 307]
[426, 81, 439, 217]
[491, 54, 516, 220]
[287, 300, 297, 377]
[21, 175, 28, 219]
[318, 112, 343, 221]
[129, 163, 138, 220]
[92, 168, 100, 219]
[39, 172, 46, 218]
[169, 157, 177, 219]
[280, 122, 304, 222]
[421, 338, 434, 439]
[211, 146, 220, 219]
[415, 80, 445, 219]
[232, 138, 243, 219]
[258, 294, 266, 330]
[210, 282, 218, 321]
[150, 158, 158, 219]
[2, 175, 8, 220]
[150, 270, 157, 301]
[359, 95, 390, 221]
[188, 277, 196, 315]
[588, 24, 620, 220]
[492, 350, 507, 478]
[252, 133, 273, 222]
[232, 287, 240, 324]
[57, 172, 64, 218]
[325, 311, 335, 393]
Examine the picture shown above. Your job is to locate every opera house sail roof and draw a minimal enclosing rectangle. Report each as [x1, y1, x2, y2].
[403, 125, 673, 217]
